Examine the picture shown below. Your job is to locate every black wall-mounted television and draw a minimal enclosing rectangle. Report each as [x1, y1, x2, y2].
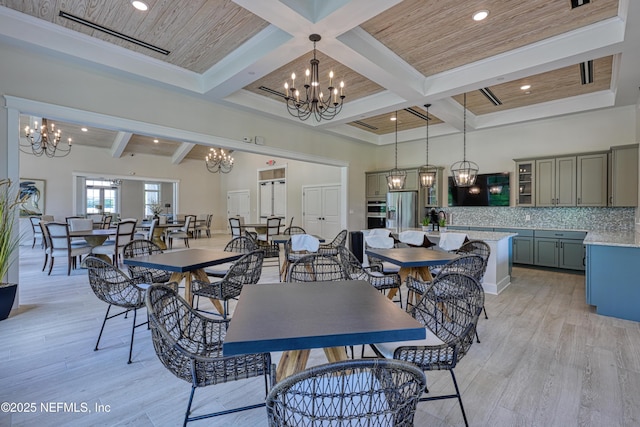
[448, 172, 510, 206]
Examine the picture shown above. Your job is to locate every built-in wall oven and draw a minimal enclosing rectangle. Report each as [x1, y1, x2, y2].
[366, 200, 387, 229]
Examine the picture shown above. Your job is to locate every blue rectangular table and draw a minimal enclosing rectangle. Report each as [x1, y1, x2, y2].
[224, 280, 425, 381]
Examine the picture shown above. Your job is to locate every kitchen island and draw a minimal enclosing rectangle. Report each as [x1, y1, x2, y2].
[422, 230, 516, 295]
[584, 230, 640, 322]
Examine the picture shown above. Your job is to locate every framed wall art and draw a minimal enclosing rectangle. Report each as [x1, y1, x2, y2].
[19, 178, 46, 216]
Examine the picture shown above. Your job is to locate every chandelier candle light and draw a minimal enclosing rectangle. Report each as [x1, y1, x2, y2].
[386, 111, 406, 190]
[450, 93, 479, 187]
[284, 34, 345, 122]
[205, 148, 234, 173]
[21, 118, 72, 158]
[418, 104, 437, 188]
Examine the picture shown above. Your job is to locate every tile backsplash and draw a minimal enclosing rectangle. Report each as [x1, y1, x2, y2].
[439, 206, 636, 231]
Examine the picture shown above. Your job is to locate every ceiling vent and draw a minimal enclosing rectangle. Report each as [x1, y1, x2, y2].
[571, 0, 590, 8]
[352, 120, 378, 130]
[479, 87, 502, 106]
[58, 11, 170, 55]
[580, 60, 594, 84]
[404, 107, 430, 121]
[258, 86, 287, 98]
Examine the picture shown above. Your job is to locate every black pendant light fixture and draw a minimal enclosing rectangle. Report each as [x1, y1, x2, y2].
[418, 104, 437, 188]
[386, 111, 406, 190]
[450, 93, 479, 187]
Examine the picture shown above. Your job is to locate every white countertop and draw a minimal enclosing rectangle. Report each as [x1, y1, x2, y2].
[397, 228, 516, 242]
[584, 231, 640, 248]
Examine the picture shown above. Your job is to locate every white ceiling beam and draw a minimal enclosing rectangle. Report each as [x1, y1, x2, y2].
[172, 142, 196, 165]
[110, 132, 132, 158]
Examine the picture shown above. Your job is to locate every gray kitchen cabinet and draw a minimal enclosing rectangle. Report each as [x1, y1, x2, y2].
[366, 172, 388, 199]
[534, 230, 586, 271]
[576, 152, 608, 207]
[535, 156, 576, 207]
[609, 144, 639, 207]
[403, 169, 418, 191]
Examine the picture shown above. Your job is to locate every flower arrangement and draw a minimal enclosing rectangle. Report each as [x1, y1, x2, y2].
[150, 203, 164, 216]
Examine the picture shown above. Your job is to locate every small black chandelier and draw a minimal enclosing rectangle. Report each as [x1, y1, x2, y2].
[283, 34, 345, 122]
[418, 104, 437, 188]
[21, 118, 72, 158]
[386, 111, 406, 190]
[450, 93, 479, 187]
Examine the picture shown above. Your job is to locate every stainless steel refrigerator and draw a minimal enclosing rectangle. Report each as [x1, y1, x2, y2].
[386, 191, 418, 232]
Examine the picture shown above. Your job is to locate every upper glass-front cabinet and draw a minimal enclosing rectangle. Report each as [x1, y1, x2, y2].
[516, 161, 534, 206]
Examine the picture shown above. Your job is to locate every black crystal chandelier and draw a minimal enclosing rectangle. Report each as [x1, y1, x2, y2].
[283, 34, 345, 122]
[205, 148, 234, 173]
[450, 93, 479, 187]
[21, 118, 72, 158]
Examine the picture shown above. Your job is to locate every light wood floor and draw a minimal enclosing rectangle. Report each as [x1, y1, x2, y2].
[1, 234, 639, 426]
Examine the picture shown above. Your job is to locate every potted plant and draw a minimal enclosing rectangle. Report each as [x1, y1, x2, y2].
[421, 217, 430, 231]
[0, 178, 24, 321]
[438, 217, 447, 232]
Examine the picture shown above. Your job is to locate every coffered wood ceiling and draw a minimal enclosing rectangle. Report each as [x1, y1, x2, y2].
[3, 0, 638, 163]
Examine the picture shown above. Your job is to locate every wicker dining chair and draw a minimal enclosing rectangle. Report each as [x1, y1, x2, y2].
[192, 250, 265, 319]
[123, 239, 172, 284]
[286, 253, 349, 283]
[266, 358, 426, 427]
[371, 272, 484, 427]
[336, 246, 402, 307]
[317, 229, 348, 256]
[83, 256, 177, 364]
[455, 240, 491, 319]
[282, 226, 306, 235]
[146, 284, 273, 426]
[205, 235, 258, 278]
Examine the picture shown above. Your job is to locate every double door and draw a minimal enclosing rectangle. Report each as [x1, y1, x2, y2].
[303, 185, 341, 240]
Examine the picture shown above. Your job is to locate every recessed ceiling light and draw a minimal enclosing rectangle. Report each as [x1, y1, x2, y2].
[131, 1, 148, 11]
[390, 116, 397, 121]
[473, 10, 489, 21]
[81, 127, 88, 132]
[153, 139, 159, 143]
[520, 84, 531, 90]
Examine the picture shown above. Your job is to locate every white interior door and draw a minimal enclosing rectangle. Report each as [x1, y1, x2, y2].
[259, 182, 272, 221]
[303, 185, 341, 239]
[273, 181, 286, 218]
[227, 190, 250, 230]
[303, 187, 322, 235]
[321, 186, 341, 239]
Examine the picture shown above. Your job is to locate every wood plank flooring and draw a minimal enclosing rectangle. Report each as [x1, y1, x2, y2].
[1, 235, 639, 426]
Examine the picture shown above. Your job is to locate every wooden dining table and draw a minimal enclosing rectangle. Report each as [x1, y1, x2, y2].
[138, 221, 183, 250]
[122, 248, 243, 314]
[69, 228, 118, 262]
[223, 280, 425, 382]
[365, 247, 459, 301]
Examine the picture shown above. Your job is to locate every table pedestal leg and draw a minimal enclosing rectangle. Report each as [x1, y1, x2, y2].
[169, 271, 224, 316]
[152, 228, 167, 250]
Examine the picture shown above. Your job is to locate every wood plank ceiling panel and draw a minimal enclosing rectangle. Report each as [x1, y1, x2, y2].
[361, 0, 619, 77]
[455, 56, 613, 115]
[348, 107, 443, 135]
[123, 135, 182, 157]
[245, 49, 385, 103]
[0, 0, 269, 73]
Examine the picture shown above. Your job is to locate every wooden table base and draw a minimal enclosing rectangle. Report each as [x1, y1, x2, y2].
[169, 269, 224, 315]
[275, 346, 348, 382]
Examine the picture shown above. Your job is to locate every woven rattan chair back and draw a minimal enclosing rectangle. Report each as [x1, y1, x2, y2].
[283, 226, 306, 235]
[145, 284, 272, 425]
[436, 254, 485, 282]
[123, 239, 171, 284]
[455, 240, 490, 280]
[266, 359, 426, 427]
[317, 229, 348, 256]
[287, 253, 349, 283]
[224, 236, 258, 253]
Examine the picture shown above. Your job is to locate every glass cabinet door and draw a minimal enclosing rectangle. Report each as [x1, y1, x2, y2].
[516, 161, 534, 206]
